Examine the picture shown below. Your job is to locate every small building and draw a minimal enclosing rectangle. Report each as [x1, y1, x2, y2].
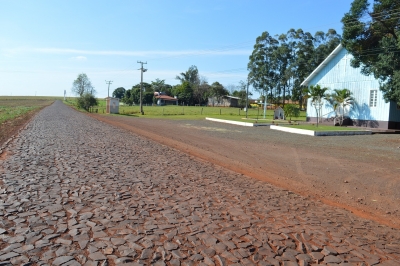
[301, 44, 400, 129]
[154, 92, 178, 106]
[105, 97, 119, 114]
[208, 95, 240, 107]
[274, 106, 285, 120]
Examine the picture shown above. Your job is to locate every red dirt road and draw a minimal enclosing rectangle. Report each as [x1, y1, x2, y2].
[87, 113, 400, 228]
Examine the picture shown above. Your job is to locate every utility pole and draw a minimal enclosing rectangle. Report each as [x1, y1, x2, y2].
[263, 87, 267, 119]
[246, 77, 249, 118]
[137, 61, 147, 115]
[105, 80, 113, 98]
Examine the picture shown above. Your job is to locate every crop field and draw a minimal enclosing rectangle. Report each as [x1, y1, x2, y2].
[0, 96, 60, 124]
[0, 96, 61, 146]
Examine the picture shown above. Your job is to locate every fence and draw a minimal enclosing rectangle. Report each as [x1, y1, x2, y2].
[88, 105, 306, 120]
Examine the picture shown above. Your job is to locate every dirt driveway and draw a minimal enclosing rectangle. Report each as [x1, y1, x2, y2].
[89, 113, 400, 228]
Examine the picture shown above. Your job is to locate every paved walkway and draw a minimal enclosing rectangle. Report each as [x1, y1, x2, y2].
[0, 101, 399, 266]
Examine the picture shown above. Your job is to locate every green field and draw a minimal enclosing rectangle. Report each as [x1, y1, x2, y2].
[89, 99, 307, 121]
[0, 96, 61, 124]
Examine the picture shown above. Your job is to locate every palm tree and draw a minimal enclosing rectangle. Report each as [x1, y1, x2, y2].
[151, 78, 166, 93]
[176, 65, 200, 87]
[329, 88, 354, 126]
[303, 84, 329, 126]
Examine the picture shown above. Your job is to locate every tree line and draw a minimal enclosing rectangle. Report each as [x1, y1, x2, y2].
[115, 26, 343, 109]
[113, 65, 250, 107]
[248, 28, 341, 109]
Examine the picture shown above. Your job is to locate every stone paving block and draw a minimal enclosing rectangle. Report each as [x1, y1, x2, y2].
[0, 101, 399, 265]
[88, 252, 107, 261]
[52, 256, 75, 265]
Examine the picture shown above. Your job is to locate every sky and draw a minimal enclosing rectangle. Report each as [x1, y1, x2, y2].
[0, 0, 355, 98]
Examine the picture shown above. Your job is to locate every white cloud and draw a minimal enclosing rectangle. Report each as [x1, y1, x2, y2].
[70, 56, 87, 61]
[4, 47, 252, 58]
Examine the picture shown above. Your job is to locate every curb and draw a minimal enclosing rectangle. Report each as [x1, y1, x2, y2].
[205, 117, 270, 127]
[270, 125, 372, 136]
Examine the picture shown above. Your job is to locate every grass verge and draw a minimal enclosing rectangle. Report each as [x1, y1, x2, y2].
[90, 103, 307, 122]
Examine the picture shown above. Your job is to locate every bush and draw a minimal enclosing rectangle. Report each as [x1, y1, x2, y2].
[283, 104, 300, 121]
[76, 93, 98, 111]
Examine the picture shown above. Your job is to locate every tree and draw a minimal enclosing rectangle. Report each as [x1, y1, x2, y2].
[72, 73, 94, 96]
[112, 87, 126, 99]
[122, 86, 140, 106]
[210, 82, 229, 106]
[76, 93, 98, 111]
[342, 0, 400, 104]
[172, 82, 193, 105]
[226, 84, 237, 95]
[192, 76, 211, 105]
[328, 89, 354, 126]
[130, 87, 141, 105]
[140, 82, 152, 93]
[143, 92, 154, 105]
[151, 78, 166, 93]
[176, 66, 200, 88]
[71, 73, 97, 111]
[122, 89, 133, 105]
[303, 84, 329, 125]
[232, 80, 249, 108]
[248, 31, 279, 104]
[248, 29, 341, 109]
[290, 29, 340, 109]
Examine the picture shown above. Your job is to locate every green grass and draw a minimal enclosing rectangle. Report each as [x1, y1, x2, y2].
[90, 101, 307, 121]
[0, 96, 61, 124]
[282, 124, 363, 131]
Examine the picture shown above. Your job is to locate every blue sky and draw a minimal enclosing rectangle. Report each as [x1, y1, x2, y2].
[0, 0, 354, 98]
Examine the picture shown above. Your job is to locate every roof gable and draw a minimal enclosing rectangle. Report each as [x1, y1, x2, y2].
[301, 44, 344, 87]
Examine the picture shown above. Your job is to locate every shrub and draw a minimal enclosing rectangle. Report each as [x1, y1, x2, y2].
[76, 93, 98, 111]
[283, 104, 300, 121]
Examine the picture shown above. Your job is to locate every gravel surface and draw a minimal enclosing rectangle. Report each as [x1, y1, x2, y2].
[0, 101, 400, 265]
[91, 113, 400, 228]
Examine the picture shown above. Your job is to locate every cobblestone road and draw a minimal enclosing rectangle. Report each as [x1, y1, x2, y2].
[1, 101, 400, 266]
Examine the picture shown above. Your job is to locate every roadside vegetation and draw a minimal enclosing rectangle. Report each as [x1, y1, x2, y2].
[71, 73, 98, 111]
[88, 100, 307, 122]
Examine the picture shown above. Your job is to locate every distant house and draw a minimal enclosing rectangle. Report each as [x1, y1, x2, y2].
[208, 95, 240, 107]
[154, 92, 178, 106]
[301, 44, 400, 129]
